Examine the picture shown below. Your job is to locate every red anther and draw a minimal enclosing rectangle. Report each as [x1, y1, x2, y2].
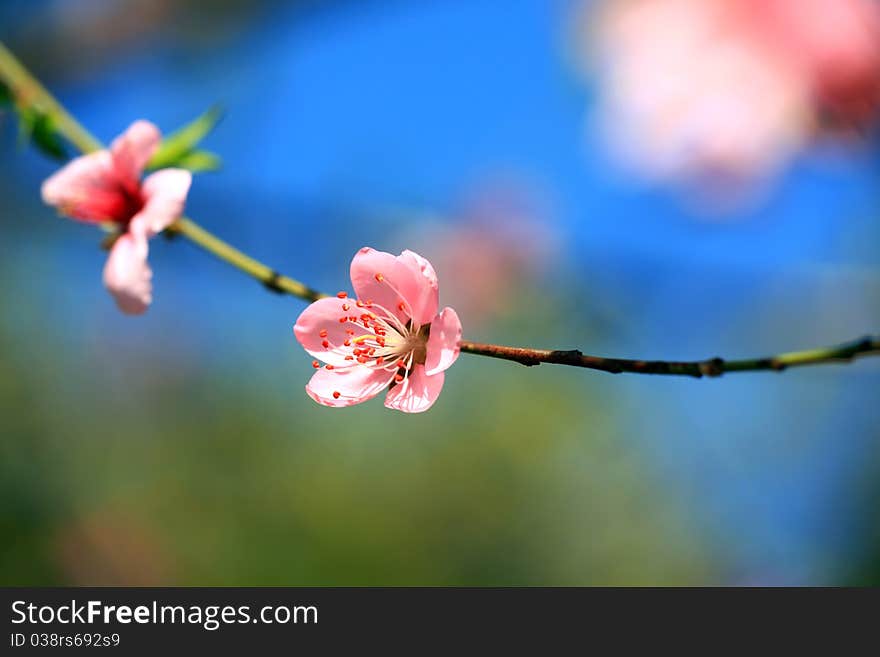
[396, 359, 407, 369]
[374, 273, 384, 283]
[319, 329, 328, 338]
[344, 355, 354, 361]
[337, 291, 348, 299]
[321, 339, 330, 348]
[394, 374, 404, 383]
[375, 356, 385, 365]
[365, 299, 373, 306]
[357, 355, 368, 364]
[338, 316, 347, 323]
[343, 339, 351, 347]
[325, 364, 335, 370]
[312, 360, 320, 369]
[346, 329, 355, 336]
[356, 300, 365, 308]
[368, 347, 376, 355]
[342, 303, 350, 311]
[332, 391, 341, 399]
[398, 301, 406, 312]
[349, 316, 358, 322]
[377, 337, 386, 347]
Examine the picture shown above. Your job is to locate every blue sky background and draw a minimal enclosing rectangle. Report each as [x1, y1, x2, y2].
[2, 0, 879, 584]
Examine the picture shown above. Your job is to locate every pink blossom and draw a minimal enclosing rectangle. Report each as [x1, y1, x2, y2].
[406, 181, 554, 328]
[294, 247, 462, 413]
[587, 0, 880, 188]
[738, 0, 880, 131]
[41, 120, 192, 314]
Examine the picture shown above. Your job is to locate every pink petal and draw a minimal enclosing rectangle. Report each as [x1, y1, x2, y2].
[424, 307, 462, 376]
[40, 151, 126, 224]
[397, 249, 439, 325]
[349, 247, 437, 326]
[137, 168, 192, 236]
[383, 365, 445, 413]
[102, 222, 153, 315]
[306, 365, 395, 408]
[110, 120, 161, 194]
[294, 296, 373, 367]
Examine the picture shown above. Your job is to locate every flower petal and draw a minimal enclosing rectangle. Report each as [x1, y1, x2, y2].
[102, 222, 153, 315]
[424, 307, 462, 376]
[384, 365, 445, 413]
[397, 249, 439, 325]
[40, 151, 126, 223]
[110, 120, 161, 193]
[137, 168, 192, 236]
[350, 247, 437, 326]
[294, 296, 373, 367]
[306, 365, 395, 408]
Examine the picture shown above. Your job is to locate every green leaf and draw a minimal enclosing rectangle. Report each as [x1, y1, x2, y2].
[174, 149, 222, 173]
[0, 81, 12, 108]
[18, 107, 67, 161]
[148, 104, 223, 170]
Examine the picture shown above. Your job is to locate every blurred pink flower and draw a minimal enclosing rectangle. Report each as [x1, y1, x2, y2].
[405, 180, 555, 328]
[588, 0, 880, 187]
[294, 247, 462, 413]
[744, 0, 880, 131]
[41, 120, 191, 314]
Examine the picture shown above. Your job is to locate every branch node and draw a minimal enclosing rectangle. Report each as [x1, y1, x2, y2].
[263, 271, 285, 295]
[698, 358, 725, 377]
[857, 336, 877, 354]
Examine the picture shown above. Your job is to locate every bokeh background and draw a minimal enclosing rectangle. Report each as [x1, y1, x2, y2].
[1, 0, 879, 585]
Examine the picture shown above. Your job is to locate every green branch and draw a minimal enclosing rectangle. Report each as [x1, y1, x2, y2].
[0, 42, 102, 154]
[168, 218, 325, 302]
[0, 40, 319, 303]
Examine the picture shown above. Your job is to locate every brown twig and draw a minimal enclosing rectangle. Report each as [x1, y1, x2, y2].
[459, 336, 880, 377]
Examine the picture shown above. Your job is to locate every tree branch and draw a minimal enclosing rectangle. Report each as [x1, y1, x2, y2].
[0, 41, 322, 304]
[167, 218, 325, 303]
[2, 40, 878, 379]
[459, 336, 880, 377]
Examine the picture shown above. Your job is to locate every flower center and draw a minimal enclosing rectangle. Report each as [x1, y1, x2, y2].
[404, 329, 428, 365]
[316, 291, 429, 393]
[112, 180, 145, 226]
[60, 179, 144, 226]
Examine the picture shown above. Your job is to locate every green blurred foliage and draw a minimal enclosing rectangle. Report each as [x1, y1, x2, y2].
[148, 106, 223, 173]
[17, 106, 68, 161]
[0, 81, 11, 107]
[0, 80, 68, 161]
[0, 284, 717, 586]
[171, 150, 222, 173]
